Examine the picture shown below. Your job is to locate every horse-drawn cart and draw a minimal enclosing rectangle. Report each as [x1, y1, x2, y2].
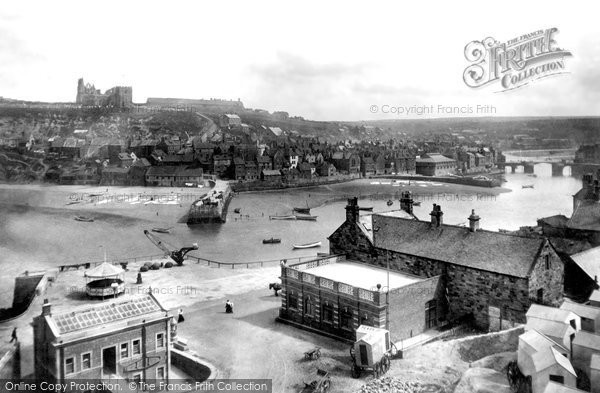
[300, 369, 331, 393]
[350, 325, 397, 378]
[304, 346, 321, 360]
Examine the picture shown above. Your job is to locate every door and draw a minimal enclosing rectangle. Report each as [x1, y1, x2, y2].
[425, 300, 437, 329]
[359, 344, 369, 366]
[102, 346, 117, 374]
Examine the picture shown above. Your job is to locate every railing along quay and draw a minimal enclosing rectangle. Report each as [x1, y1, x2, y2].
[185, 255, 320, 269]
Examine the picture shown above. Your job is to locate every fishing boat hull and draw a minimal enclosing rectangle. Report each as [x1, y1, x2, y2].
[293, 207, 311, 214]
[293, 241, 322, 249]
[152, 228, 171, 234]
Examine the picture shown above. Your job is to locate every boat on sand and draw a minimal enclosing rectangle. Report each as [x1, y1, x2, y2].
[293, 241, 322, 249]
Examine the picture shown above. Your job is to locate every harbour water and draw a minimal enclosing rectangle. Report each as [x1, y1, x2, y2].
[0, 164, 582, 304]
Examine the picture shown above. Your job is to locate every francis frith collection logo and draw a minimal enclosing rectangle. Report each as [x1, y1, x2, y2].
[463, 28, 572, 91]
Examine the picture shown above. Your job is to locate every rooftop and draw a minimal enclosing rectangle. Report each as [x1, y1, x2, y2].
[560, 300, 600, 320]
[527, 304, 577, 324]
[372, 214, 546, 278]
[571, 246, 600, 281]
[525, 318, 575, 341]
[303, 261, 423, 291]
[573, 330, 600, 351]
[590, 290, 600, 304]
[48, 294, 166, 337]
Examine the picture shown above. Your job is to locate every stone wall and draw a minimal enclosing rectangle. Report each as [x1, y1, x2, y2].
[387, 275, 446, 340]
[445, 264, 530, 329]
[527, 240, 564, 307]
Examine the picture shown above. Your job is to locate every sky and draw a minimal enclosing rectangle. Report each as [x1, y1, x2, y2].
[1, 0, 599, 121]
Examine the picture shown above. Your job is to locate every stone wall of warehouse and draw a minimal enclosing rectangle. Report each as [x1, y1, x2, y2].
[328, 221, 378, 262]
[387, 275, 446, 341]
[445, 264, 530, 329]
[527, 241, 564, 307]
[371, 249, 445, 278]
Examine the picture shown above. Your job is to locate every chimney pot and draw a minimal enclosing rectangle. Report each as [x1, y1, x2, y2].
[468, 209, 480, 232]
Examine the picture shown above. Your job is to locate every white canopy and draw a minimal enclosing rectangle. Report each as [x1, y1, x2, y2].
[84, 262, 124, 279]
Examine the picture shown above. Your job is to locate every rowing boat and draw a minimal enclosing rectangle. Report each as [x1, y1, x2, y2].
[263, 238, 281, 244]
[74, 216, 94, 222]
[269, 215, 297, 220]
[293, 241, 322, 249]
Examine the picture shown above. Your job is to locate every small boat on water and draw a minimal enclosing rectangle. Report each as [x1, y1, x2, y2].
[234, 208, 241, 213]
[74, 216, 94, 222]
[294, 215, 318, 221]
[293, 207, 311, 214]
[387, 200, 393, 206]
[262, 238, 281, 244]
[270, 215, 297, 220]
[522, 184, 534, 189]
[152, 227, 173, 234]
[293, 241, 322, 249]
[66, 201, 81, 205]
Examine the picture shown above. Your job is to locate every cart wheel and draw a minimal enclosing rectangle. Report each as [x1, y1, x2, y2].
[351, 364, 361, 378]
[315, 349, 321, 359]
[382, 356, 391, 373]
[321, 379, 331, 393]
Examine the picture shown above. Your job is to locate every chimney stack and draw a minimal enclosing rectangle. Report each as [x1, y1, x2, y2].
[345, 197, 360, 223]
[42, 299, 51, 316]
[430, 204, 443, 227]
[468, 209, 480, 232]
[400, 191, 414, 214]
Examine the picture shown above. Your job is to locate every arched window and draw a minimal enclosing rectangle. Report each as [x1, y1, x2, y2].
[304, 297, 312, 316]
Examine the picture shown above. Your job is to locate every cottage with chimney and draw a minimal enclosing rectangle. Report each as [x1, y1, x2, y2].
[316, 194, 565, 336]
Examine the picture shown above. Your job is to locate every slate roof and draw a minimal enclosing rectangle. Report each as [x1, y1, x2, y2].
[372, 215, 546, 278]
[569, 201, 600, 230]
[417, 153, 456, 163]
[571, 246, 600, 282]
[589, 290, 600, 304]
[50, 295, 164, 335]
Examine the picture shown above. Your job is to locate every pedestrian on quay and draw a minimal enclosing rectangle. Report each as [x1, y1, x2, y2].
[177, 308, 185, 323]
[9, 327, 17, 343]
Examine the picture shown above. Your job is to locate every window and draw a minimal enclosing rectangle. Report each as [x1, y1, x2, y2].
[322, 304, 334, 323]
[81, 352, 91, 370]
[537, 288, 544, 303]
[545, 254, 550, 270]
[304, 297, 312, 317]
[425, 300, 437, 329]
[157, 366, 165, 380]
[360, 313, 371, 326]
[120, 342, 129, 359]
[341, 307, 353, 329]
[549, 375, 564, 384]
[65, 357, 75, 374]
[156, 333, 165, 348]
[288, 292, 298, 309]
[132, 339, 141, 356]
